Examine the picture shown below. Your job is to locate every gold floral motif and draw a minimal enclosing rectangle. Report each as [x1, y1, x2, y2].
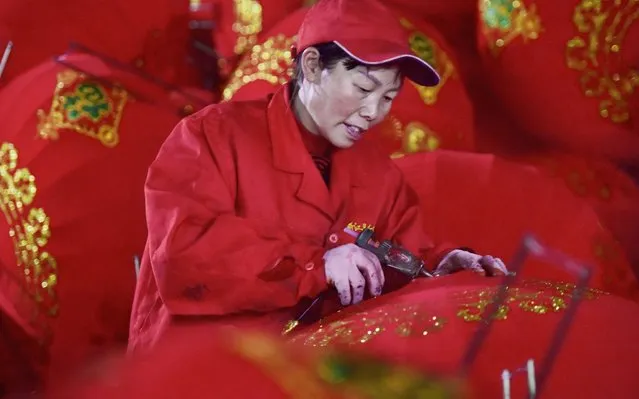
[0, 142, 58, 323]
[400, 18, 455, 105]
[456, 280, 607, 322]
[232, 0, 263, 55]
[566, 0, 639, 124]
[291, 304, 447, 347]
[345, 221, 375, 233]
[390, 121, 441, 159]
[222, 34, 296, 101]
[479, 0, 543, 55]
[37, 70, 127, 148]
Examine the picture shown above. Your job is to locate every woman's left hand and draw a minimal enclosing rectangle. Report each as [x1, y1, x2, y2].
[433, 250, 508, 277]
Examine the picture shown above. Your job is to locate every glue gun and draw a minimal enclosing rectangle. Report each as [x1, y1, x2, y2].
[344, 227, 433, 279]
[281, 227, 433, 335]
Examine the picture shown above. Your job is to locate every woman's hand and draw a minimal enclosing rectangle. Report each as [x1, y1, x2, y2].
[324, 244, 385, 306]
[433, 250, 508, 277]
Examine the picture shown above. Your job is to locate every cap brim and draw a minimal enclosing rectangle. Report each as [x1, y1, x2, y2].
[334, 40, 440, 87]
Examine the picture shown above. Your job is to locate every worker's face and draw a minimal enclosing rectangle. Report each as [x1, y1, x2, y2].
[297, 49, 402, 148]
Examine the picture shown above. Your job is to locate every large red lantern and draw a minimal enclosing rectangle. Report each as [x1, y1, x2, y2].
[0, 0, 197, 87]
[395, 151, 639, 300]
[291, 273, 639, 399]
[0, 52, 203, 390]
[476, 0, 639, 164]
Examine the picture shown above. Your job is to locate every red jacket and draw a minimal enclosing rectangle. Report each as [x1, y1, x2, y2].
[128, 85, 453, 352]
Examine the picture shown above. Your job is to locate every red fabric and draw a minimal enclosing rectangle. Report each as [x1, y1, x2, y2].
[298, 119, 331, 156]
[394, 151, 639, 301]
[512, 152, 639, 278]
[0, 0, 198, 87]
[0, 53, 194, 390]
[129, 84, 454, 352]
[378, 1, 477, 60]
[476, 0, 639, 164]
[0, 310, 45, 393]
[385, 0, 475, 17]
[291, 273, 639, 398]
[374, 15, 475, 156]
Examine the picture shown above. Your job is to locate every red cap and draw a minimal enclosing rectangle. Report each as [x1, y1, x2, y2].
[294, 0, 440, 87]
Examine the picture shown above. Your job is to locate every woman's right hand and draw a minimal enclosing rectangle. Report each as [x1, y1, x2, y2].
[323, 244, 385, 306]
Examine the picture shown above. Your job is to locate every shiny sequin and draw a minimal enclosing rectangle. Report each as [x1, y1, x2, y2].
[455, 280, 607, 322]
[291, 304, 448, 347]
[37, 70, 127, 148]
[232, 0, 263, 55]
[566, 0, 638, 124]
[400, 18, 455, 105]
[222, 34, 296, 101]
[345, 221, 375, 233]
[480, 0, 543, 55]
[0, 142, 58, 324]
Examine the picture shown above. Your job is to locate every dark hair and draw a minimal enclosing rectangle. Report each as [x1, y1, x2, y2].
[289, 42, 363, 99]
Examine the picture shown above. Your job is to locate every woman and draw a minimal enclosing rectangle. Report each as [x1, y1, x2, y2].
[128, 0, 507, 352]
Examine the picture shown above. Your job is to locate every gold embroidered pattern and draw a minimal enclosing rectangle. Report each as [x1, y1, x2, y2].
[479, 0, 543, 55]
[37, 70, 127, 148]
[0, 143, 58, 321]
[222, 34, 296, 101]
[456, 280, 607, 322]
[345, 221, 376, 233]
[232, 0, 263, 55]
[400, 18, 455, 105]
[566, 0, 639, 124]
[291, 304, 447, 347]
[390, 120, 441, 159]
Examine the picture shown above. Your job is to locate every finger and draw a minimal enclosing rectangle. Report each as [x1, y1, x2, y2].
[332, 275, 352, 306]
[348, 268, 366, 305]
[368, 252, 385, 287]
[495, 258, 508, 275]
[358, 253, 384, 296]
[432, 260, 455, 276]
[478, 255, 504, 277]
[469, 262, 486, 276]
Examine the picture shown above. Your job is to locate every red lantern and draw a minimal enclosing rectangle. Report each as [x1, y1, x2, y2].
[512, 151, 639, 276]
[476, 0, 639, 164]
[292, 273, 639, 399]
[0, 0, 198, 87]
[395, 150, 639, 300]
[0, 52, 201, 389]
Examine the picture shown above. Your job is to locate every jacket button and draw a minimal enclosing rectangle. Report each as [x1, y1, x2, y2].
[328, 233, 339, 244]
[304, 262, 315, 270]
